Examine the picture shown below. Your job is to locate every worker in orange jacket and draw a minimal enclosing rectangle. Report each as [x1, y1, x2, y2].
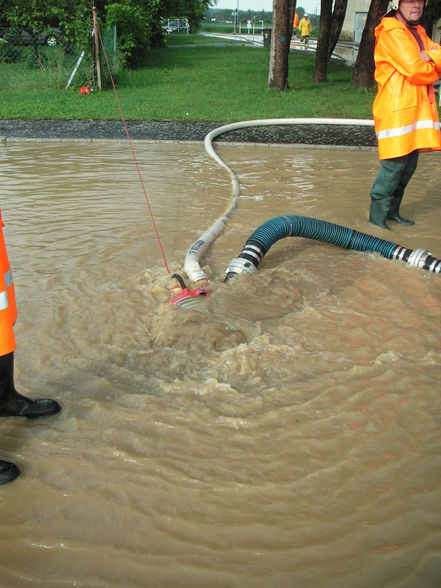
[0, 206, 61, 485]
[369, 0, 441, 228]
[293, 12, 299, 32]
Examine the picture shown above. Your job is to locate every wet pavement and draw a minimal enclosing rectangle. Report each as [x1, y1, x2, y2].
[0, 119, 377, 147]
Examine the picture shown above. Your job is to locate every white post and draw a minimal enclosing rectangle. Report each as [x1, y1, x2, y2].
[65, 50, 85, 89]
[236, 0, 240, 33]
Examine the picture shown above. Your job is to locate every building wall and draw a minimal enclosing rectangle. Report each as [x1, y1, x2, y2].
[341, 0, 371, 42]
[433, 18, 441, 44]
[342, 4, 441, 44]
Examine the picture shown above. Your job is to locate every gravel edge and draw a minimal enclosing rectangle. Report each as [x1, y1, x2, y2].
[0, 119, 378, 148]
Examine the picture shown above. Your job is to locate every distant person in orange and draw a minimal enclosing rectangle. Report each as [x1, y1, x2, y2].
[298, 14, 311, 46]
[293, 11, 299, 32]
[0, 205, 61, 485]
[369, 0, 441, 228]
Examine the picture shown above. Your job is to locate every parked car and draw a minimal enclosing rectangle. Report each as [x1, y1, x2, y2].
[162, 19, 190, 34]
[0, 27, 64, 46]
[40, 28, 64, 46]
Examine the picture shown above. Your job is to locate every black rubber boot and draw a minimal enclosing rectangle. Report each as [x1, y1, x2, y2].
[387, 189, 415, 226]
[0, 352, 61, 419]
[369, 200, 390, 229]
[0, 459, 20, 485]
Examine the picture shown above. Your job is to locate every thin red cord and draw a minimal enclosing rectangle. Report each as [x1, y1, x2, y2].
[96, 24, 170, 274]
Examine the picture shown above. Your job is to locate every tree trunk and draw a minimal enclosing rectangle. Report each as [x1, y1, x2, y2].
[351, 0, 389, 89]
[287, 0, 297, 47]
[327, 0, 348, 60]
[268, 0, 293, 90]
[313, 0, 332, 82]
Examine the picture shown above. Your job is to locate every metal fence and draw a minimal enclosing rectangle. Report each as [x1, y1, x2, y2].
[0, 27, 118, 91]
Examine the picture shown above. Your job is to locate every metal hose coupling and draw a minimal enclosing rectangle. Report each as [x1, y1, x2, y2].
[224, 257, 257, 283]
[405, 248, 441, 272]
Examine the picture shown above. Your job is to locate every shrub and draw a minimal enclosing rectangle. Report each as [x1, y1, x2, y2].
[0, 30, 22, 63]
[105, 1, 161, 68]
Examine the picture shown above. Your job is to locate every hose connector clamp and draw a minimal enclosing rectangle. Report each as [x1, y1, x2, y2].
[187, 269, 209, 284]
[224, 257, 257, 282]
[407, 248, 430, 269]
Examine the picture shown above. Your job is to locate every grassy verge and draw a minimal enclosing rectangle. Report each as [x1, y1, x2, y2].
[164, 33, 245, 45]
[0, 43, 376, 121]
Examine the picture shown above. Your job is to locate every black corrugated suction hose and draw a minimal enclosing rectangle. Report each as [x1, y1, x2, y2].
[224, 215, 441, 281]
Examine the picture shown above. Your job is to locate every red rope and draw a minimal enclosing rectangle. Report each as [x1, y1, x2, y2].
[96, 24, 170, 274]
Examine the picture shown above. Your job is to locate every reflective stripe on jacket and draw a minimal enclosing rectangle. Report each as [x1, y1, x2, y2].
[373, 17, 441, 159]
[0, 207, 17, 356]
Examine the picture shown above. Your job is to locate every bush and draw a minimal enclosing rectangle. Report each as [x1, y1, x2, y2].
[0, 30, 22, 63]
[105, 1, 160, 68]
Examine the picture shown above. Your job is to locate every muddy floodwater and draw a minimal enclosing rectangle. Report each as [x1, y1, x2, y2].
[0, 139, 441, 588]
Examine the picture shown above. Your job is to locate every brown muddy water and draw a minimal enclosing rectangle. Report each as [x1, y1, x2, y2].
[0, 139, 440, 588]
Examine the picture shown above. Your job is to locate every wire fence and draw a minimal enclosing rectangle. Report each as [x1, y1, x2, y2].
[0, 27, 119, 91]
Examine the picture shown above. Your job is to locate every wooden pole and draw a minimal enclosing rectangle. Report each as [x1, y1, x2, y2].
[92, 5, 102, 90]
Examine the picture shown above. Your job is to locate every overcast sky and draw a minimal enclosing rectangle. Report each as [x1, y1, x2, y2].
[212, 0, 320, 15]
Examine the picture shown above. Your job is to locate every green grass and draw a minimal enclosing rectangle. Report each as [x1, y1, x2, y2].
[0, 45, 82, 91]
[0, 43, 376, 121]
[164, 33, 243, 45]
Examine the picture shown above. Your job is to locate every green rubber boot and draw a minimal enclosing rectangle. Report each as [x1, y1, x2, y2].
[369, 152, 419, 230]
[387, 188, 415, 226]
[369, 200, 390, 229]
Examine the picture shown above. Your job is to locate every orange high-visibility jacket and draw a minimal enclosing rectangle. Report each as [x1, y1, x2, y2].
[373, 16, 441, 160]
[293, 12, 299, 29]
[0, 207, 17, 356]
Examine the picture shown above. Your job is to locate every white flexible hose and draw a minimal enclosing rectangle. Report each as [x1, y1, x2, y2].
[183, 117, 375, 285]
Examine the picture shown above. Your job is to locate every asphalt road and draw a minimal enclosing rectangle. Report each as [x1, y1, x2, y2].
[0, 119, 377, 147]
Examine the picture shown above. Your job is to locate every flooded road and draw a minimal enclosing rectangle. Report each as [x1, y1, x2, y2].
[0, 139, 440, 587]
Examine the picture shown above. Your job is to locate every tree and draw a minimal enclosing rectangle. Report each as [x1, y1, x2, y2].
[313, 0, 332, 82]
[351, 0, 388, 89]
[268, 0, 296, 90]
[105, 1, 159, 67]
[352, 0, 441, 89]
[164, 0, 211, 33]
[327, 0, 348, 61]
[2, 0, 92, 68]
[296, 7, 305, 20]
[422, 0, 441, 36]
[2, 0, 212, 68]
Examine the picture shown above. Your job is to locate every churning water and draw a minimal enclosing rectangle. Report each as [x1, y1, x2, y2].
[0, 139, 440, 587]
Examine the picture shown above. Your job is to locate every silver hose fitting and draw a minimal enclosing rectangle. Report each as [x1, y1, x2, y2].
[407, 248, 430, 269]
[187, 269, 209, 284]
[225, 257, 257, 277]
